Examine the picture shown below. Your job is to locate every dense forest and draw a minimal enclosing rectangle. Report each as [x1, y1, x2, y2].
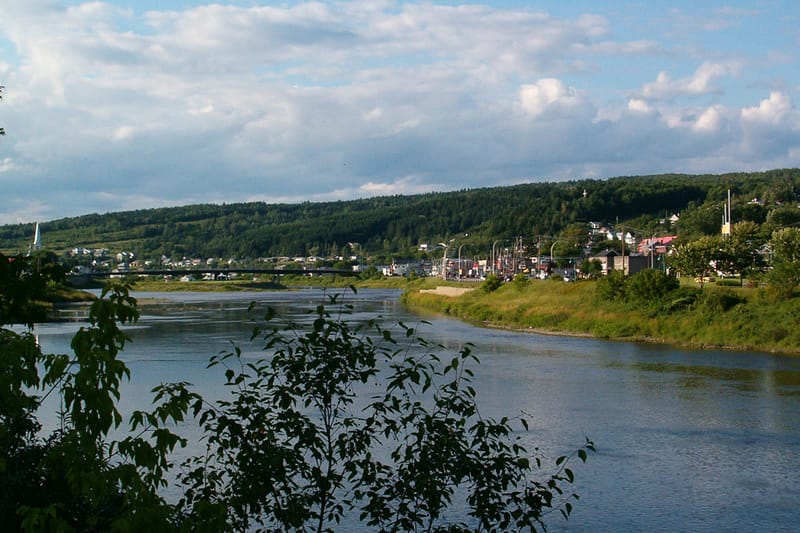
[1, 169, 798, 261]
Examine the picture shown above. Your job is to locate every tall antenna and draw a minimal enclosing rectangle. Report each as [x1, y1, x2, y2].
[721, 189, 732, 236]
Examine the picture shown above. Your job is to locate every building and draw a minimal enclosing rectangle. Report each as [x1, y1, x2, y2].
[592, 249, 649, 276]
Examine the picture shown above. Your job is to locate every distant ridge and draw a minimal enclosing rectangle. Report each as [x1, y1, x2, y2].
[2, 169, 798, 260]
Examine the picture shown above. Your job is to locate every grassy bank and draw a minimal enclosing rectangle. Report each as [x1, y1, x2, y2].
[402, 279, 800, 355]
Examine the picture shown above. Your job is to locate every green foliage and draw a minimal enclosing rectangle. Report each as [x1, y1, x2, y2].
[676, 203, 724, 239]
[556, 223, 590, 258]
[596, 270, 628, 301]
[716, 221, 767, 285]
[662, 287, 700, 312]
[405, 276, 800, 353]
[596, 269, 680, 309]
[766, 227, 800, 300]
[625, 269, 680, 306]
[579, 258, 603, 279]
[696, 288, 744, 314]
[481, 273, 503, 292]
[177, 290, 594, 531]
[3, 170, 799, 261]
[766, 206, 800, 229]
[358, 265, 383, 280]
[512, 273, 530, 290]
[1, 281, 192, 531]
[670, 236, 722, 287]
[0, 253, 65, 326]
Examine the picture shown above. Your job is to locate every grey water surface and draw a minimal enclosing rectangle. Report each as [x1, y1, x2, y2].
[36, 288, 800, 532]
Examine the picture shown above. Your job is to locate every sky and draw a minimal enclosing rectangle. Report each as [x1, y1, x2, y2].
[0, 0, 799, 224]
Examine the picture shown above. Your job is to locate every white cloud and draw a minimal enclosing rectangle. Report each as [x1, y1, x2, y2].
[0, 156, 15, 172]
[741, 91, 792, 124]
[692, 105, 726, 133]
[641, 61, 740, 100]
[0, 1, 798, 223]
[112, 126, 133, 141]
[519, 79, 584, 117]
[356, 176, 442, 197]
[627, 98, 654, 114]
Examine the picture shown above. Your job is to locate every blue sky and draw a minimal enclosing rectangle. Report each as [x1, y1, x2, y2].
[0, 0, 798, 223]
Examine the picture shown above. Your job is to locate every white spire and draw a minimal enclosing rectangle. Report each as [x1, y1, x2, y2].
[32, 221, 42, 252]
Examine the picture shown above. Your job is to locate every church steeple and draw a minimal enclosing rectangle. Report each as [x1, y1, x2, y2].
[31, 221, 42, 253]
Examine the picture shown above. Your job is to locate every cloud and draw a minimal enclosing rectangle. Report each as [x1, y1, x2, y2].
[692, 105, 726, 133]
[641, 61, 740, 100]
[519, 79, 585, 117]
[741, 91, 792, 124]
[0, 156, 15, 172]
[627, 98, 654, 114]
[0, 1, 798, 223]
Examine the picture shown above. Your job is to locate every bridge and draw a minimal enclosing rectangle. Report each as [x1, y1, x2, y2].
[72, 267, 358, 279]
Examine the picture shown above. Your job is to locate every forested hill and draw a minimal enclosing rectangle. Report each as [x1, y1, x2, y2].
[2, 169, 799, 260]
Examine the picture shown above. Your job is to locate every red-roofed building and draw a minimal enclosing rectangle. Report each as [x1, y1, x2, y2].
[637, 236, 677, 255]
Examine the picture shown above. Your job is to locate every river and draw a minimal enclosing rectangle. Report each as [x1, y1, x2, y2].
[35, 288, 800, 532]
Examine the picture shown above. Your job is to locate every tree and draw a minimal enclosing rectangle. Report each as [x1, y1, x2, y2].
[177, 290, 594, 531]
[1, 274, 191, 531]
[579, 258, 603, 279]
[624, 269, 679, 307]
[676, 203, 723, 239]
[767, 227, 800, 299]
[669, 236, 721, 287]
[0, 253, 62, 326]
[718, 221, 766, 286]
[765, 206, 800, 230]
[557, 223, 590, 259]
[481, 273, 503, 292]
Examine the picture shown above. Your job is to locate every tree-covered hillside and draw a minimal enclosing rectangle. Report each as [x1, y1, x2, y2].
[1, 169, 798, 261]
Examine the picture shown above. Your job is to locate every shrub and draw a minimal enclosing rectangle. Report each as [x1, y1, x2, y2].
[698, 288, 745, 313]
[512, 273, 530, 290]
[596, 270, 627, 301]
[625, 269, 680, 306]
[662, 286, 700, 312]
[481, 273, 503, 293]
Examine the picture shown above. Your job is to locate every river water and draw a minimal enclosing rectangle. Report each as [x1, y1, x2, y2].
[35, 288, 800, 532]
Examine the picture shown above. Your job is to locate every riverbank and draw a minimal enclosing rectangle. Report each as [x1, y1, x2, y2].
[88, 274, 458, 293]
[402, 279, 800, 355]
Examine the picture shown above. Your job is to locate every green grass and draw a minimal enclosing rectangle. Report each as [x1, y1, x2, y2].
[403, 279, 800, 355]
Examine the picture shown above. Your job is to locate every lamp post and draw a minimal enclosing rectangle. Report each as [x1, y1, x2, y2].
[650, 233, 657, 269]
[440, 238, 455, 280]
[491, 240, 502, 275]
[457, 244, 466, 279]
[441, 244, 449, 280]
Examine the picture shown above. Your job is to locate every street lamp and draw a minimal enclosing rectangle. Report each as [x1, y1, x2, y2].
[440, 239, 454, 280]
[650, 233, 657, 269]
[491, 239, 502, 275]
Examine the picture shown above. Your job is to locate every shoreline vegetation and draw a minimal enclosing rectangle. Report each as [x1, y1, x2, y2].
[60, 274, 800, 355]
[402, 278, 800, 356]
